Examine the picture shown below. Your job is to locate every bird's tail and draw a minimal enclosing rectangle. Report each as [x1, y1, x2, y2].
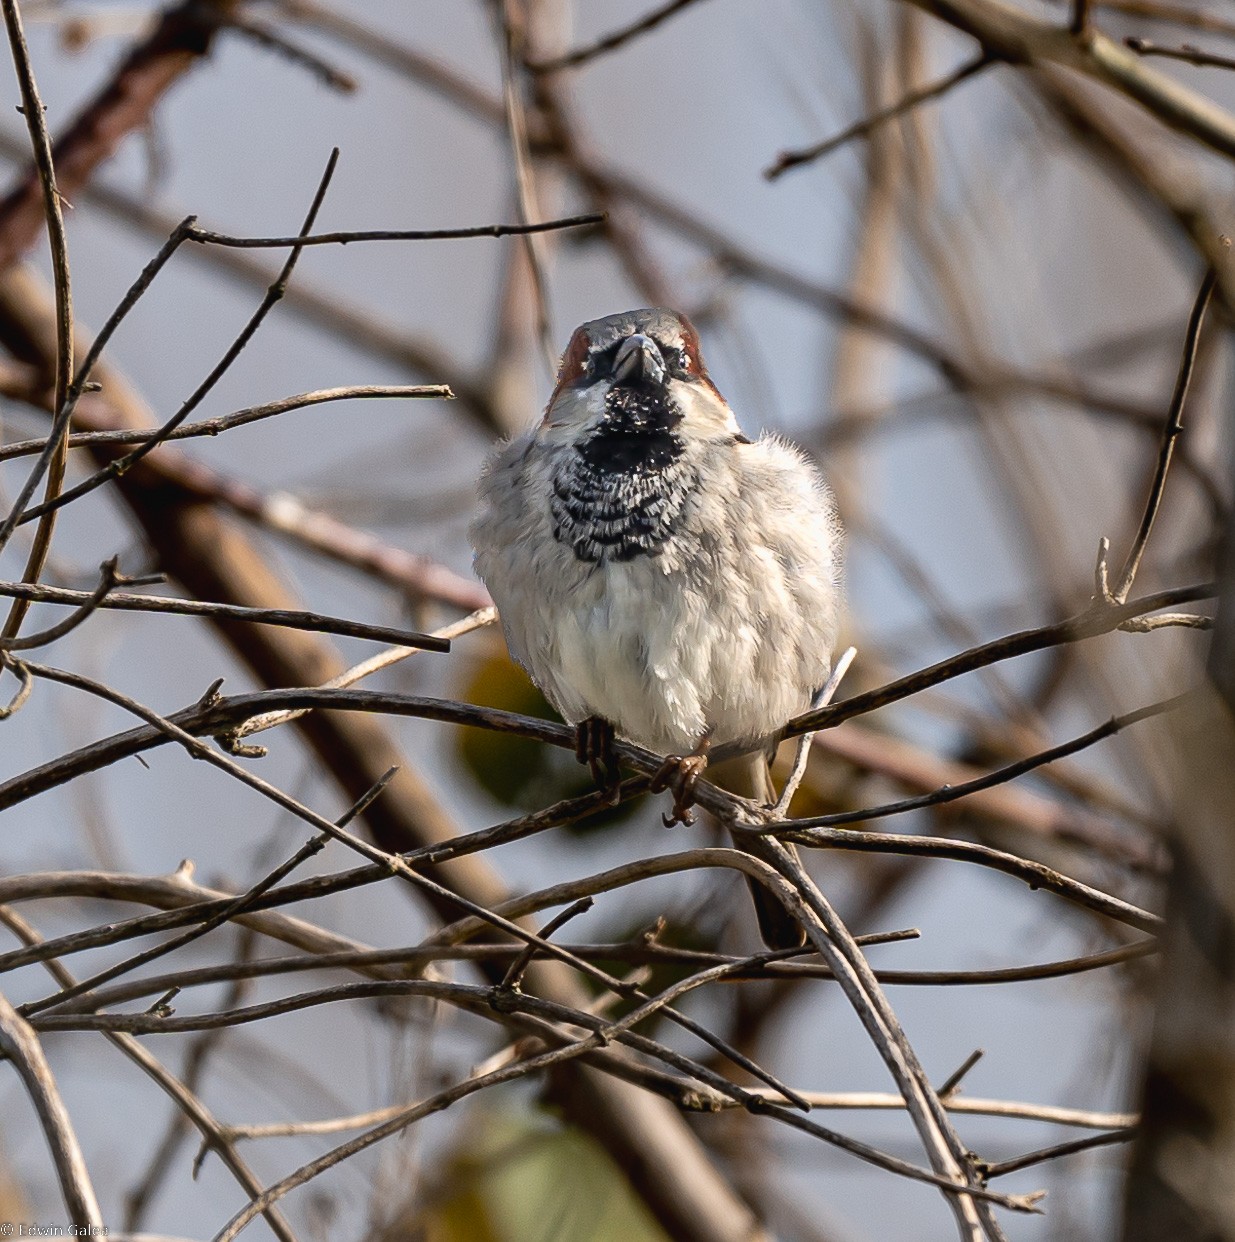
[709, 751, 806, 949]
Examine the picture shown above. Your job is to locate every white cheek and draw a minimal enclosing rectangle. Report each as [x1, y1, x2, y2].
[673, 381, 739, 436]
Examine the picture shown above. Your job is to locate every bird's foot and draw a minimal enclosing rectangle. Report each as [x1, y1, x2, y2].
[574, 716, 621, 805]
[650, 731, 714, 827]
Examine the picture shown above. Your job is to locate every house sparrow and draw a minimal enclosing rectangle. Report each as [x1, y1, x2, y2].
[470, 308, 842, 946]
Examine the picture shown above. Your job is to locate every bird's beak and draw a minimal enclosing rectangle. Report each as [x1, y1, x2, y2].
[612, 333, 666, 388]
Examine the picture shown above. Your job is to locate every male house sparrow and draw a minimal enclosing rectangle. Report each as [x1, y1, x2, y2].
[470, 308, 842, 946]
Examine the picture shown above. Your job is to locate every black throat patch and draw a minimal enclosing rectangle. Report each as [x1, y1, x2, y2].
[550, 386, 694, 563]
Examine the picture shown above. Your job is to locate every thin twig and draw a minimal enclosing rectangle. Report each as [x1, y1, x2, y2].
[21, 770, 398, 1017]
[768, 581, 1213, 745]
[222, 11, 357, 92]
[61, 938, 1157, 1016]
[1125, 36, 1235, 72]
[499, 896, 593, 992]
[980, 1127, 1136, 1178]
[765, 52, 995, 179]
[0, 655, 32, 719]
[771, 646, 856, 815]
[939, 1049, 985, 1098]
[17, 150, 341, 527]
[779, 827, 1161, 933]
[789, 693, 1183, 829]
[0, 0, 74, 640]
[222, 606, 495, 748]
[0, 905, 299, 1242]
[0, 579, 453, 652]
[0, 384, 455, 462]
[528, 0, 710, 72]
[185, 211, 603, 248]
[1106, 265, 1219, 604]
[0, 217, 197, 552]
[737, 1089, 1135, 1131]
[224, 1084, 1134, 1140]
[0, 558, 144, 652]
[1118, 611, 1212, 632]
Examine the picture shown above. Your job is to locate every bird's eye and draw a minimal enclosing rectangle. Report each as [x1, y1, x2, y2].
[665, 346, 689, 375]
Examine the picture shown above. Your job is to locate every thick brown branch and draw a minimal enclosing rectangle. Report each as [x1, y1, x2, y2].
[0, 0, 235, 268]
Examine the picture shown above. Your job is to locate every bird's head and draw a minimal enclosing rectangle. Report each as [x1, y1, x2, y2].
[542, 308, 739, 439]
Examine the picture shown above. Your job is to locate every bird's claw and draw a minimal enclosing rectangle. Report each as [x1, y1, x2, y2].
[650, 752, 709, 827]
[574, 716, 621, 805]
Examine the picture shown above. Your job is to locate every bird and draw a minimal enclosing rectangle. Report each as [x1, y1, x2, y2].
[470, 307, 842, 946]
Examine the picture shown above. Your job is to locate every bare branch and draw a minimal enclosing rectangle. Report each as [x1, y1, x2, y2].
[0, 905, 300, 1242]
[19, 769, 398, 1018]
[17, 149, 341, 527]
[735, 1089, 1136, 1131]
[528, 0, 710, 73]
[765, 53, 995, 179]
[0, 384, 455, 462]
[1118, 611, 1213, 632]
[0, 557, 126, 652]
[904, 0, 1235, 159]
[771, 646, 856, 816]
[0, 990, 102, 1229]
[770, 582, 1213, 745]
[778, 826, 1161, 933]
[220, 9, 357, 92]
[1125, 36, 1235, 72]
[0, 578, 453, 652]
[61, 936, 1156, 1020]
[222, 606, 495, 748]
[1107, 265, 1219, 605]
[0, 0, 74, 640]
[495, 0, 555, 376]
[981, 1127, 1136, 1178]
[185, 210, 603, 249]
[793, 694, 1182, 831]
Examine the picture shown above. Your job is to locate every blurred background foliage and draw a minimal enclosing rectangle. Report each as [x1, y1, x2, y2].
[0, 1, 1229, 1240]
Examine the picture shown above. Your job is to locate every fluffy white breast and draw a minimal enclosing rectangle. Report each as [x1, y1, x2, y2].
[470, 427, 841, 757]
